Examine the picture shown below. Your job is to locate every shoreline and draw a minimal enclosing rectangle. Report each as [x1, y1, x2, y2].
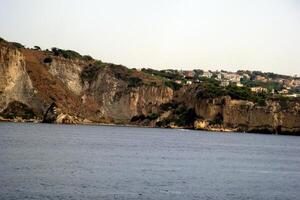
[1, 118, 299, 136]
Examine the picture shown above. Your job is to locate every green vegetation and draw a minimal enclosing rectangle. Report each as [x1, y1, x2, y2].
[81, 61, 142, 85]
[141, 68, 183, 80]
[0, 37, 6, 42]
[0, 112, 16, 119]
[156, 106, 197, 127]
[160, 102, 178, 111]
[81, 63, 102, 82]
[174, 107, 197, 127]
[196, 78, 226, 99]
[196, 78, 269, 105]
[164, 81, 182, 90]
[128, 77, 143, 87]
[156, 117, 175, 127]
[51, 47, 83, 59]
[82, 55, 93, 61]
[193, 69, 204, 76]
[251, 71, 290, 80]
[241, 78, 283, 91]
[226, 85, 254, 100]
[43, 57, 53, 63]
[147, 113, 160, 120]
[290, 87, 300, 94]
[11, 42, 25, 49]
[226, 85, 269, 106]
[130, 113, 160, 122]
[0, 101, 35, 119]
[109, 64, 132, 81]
[34, 46, 41, 50]
[130, 114, 146, 122]
[271, 95, 300, 110]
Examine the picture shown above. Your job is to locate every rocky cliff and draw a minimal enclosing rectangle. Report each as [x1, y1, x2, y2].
[0, 39, 299, 135]
[0, 40, 173, 124]
[192, 97, 300, 134]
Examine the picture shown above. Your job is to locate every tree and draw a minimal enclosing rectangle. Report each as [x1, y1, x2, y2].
[34, 46, 41, 50]
[43, 57, 53, 63]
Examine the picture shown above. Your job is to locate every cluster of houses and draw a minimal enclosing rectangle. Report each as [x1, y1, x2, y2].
[179, 70, 245, 87]
[139, 67, 300, 97]
[175, 69, 300, 97]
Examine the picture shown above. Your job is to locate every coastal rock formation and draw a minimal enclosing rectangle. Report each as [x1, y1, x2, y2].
[0, 43, 43, 116]
[192, 97, 300, 134]
[0, 39, 299, 134]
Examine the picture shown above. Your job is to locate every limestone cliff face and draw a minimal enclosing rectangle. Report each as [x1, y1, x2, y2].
[82, 66, 173, 121]
[194, 96, 300, 134]
[175, 84, 299, 134]
[109, 86, 173, 121]
[0, 43, 174, 123]
[223, 100, 300, 133]
[195, 98, 225, 121]
[0, 44, 43, 115]
[47, 57, 85, 95]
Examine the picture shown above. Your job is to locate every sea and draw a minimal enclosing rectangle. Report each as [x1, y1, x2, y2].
[0, 122, 300, 200]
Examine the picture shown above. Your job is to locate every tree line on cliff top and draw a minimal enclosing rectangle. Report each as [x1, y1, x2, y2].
[196, 77, 268, 106]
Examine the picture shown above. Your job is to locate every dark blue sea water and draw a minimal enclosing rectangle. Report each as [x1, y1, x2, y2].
[0, 122, 300, 200]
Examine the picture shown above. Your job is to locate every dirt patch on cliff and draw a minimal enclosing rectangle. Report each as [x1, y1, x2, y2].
[21, 49, 100, 120]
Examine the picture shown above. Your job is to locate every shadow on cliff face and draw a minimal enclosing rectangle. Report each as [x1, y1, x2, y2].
[0, 101, 36, 119]
[42, 102, 57, 123]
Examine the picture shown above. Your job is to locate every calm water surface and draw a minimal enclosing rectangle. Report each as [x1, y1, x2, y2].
[0, 122, 300, 200]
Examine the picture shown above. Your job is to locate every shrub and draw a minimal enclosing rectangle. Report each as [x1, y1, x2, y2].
[174, 105, 187, 115]
[94, 60, 104, 67]
[175, 108, 197, 127]
[130, 114, 146, 122]
[156, 117, 174, 127]
[51, 47, 82, 59]
[196, 79, 269, 105]
[141, 68, 183, 80]
[128, 77, 143, 87]
[160, 102, 178, 111]
[226, 85, 253, 100]
[83, 55, 93, 61]
[81, 65, 101, 82]
[34, 46, 41, 50]
[0, 101, 35, 119]
[257, 99, 266, 106]
[196, 80, 226, 99]
[43, 57, 53, 63]
[11, 42, 25, 48]
[0, 37, 6, 42]
[164, 81, 182, 91]
[147, 113, 159, 120]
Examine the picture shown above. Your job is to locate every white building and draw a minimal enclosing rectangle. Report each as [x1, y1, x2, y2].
[222, 73, 242, 83]
[186, 80, 192, 85]
[202, 71, 213, 78]
[251, 87, 268, 93]
[220, 81, 229, 87]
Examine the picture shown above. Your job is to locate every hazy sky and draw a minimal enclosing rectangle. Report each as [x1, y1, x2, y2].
[1, 0, 300, 75]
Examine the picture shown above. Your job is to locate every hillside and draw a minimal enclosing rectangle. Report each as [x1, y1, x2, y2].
[0, 37, 300, 135]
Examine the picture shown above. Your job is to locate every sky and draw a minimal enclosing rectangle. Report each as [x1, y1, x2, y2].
[1, 0, 300, 75]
